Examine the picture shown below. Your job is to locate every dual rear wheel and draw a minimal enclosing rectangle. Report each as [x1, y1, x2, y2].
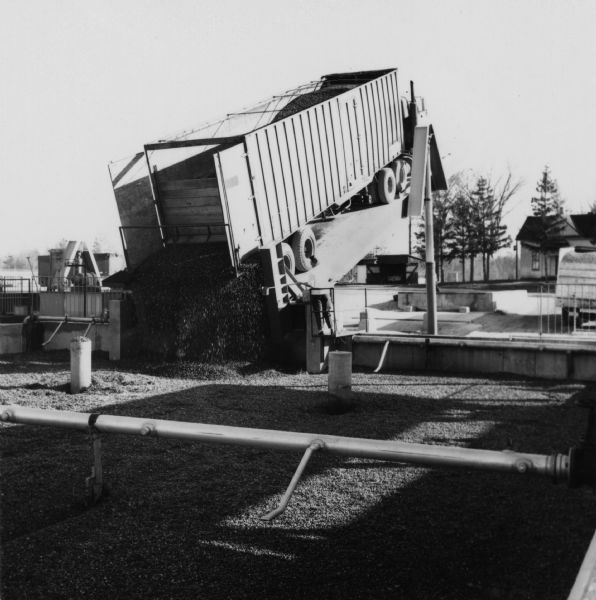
[282, 226, 317, 275]
[376, 156, 412, 204]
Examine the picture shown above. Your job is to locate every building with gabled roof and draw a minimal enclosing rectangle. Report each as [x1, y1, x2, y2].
[516, 213, 596, 279]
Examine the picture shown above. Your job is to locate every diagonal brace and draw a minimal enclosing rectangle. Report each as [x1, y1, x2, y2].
[261, 440, 324, 521]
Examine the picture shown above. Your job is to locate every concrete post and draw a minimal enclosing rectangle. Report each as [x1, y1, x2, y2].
[328, 351, 352, 399]
[70, 337, 92, 393]
[108, 299, 121, 360]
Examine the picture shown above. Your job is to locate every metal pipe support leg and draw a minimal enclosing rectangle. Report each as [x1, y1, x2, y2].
[261, 440, 324, 521]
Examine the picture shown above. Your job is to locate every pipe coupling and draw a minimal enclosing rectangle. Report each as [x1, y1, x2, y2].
[140, 423, 156, 436]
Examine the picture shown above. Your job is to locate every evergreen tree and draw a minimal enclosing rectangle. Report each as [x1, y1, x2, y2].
[446, 193, 474, 282]
[531, 166, 565, 216]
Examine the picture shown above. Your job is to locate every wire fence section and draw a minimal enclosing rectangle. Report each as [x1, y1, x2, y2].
[0, 278, 37, 316]
[539, 282, 596, 335]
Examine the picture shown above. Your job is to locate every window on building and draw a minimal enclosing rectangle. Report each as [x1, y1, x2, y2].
[531, 251, 540, 271]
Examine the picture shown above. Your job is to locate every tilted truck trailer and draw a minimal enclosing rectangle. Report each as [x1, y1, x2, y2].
[109, 68, 444, 291]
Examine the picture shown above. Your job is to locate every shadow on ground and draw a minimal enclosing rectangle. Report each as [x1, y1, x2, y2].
[1, 369, 595, 600]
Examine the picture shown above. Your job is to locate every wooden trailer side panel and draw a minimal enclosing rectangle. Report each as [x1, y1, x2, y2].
[245, 70, 403, 247]
[109, 154, 163, 270]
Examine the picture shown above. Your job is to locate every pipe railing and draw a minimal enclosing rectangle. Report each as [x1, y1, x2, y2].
[0, 404, 580, 520]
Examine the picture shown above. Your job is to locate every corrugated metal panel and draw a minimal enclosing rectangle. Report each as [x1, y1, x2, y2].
[377, 79, 389, 165]
[256, 129, 284, 241]
[361, 86, 376, 174]
[330, 99, 348, 195]
[368, 84, 381, 172]
[387, 72, 400, 145]
[244, 70, 403, 246]
[309, 111, 328, 214]
[315, 106, 334, 206]
[284, 121, 307, 226]
[291, 118, 315, 223]
[245, 134, 274, 244]
[353, 96, 368, 177]
[275, 123, 299, 234]
[383, 76, 397, 147]
[298, 113, 318, 220]
[322, 103, 341, 199]
[339, 99, 355, 185]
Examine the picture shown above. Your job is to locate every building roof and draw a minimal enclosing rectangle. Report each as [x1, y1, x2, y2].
[516, 214, 596, 249]
[570, 214, 596, 241]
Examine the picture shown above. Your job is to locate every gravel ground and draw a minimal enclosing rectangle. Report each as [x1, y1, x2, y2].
[1, 351, 595, 599]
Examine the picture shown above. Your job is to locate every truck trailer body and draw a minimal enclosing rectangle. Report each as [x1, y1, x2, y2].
[109, 69, 423, 274]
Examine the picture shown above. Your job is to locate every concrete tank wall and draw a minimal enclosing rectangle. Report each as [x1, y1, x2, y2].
[351, 334, 596, 381]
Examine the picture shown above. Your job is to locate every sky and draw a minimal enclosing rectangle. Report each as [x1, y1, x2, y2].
[1, 0, 596, 257]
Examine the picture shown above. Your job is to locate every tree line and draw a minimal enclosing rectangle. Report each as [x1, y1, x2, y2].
[414, 171, 522, 283]
[413, 164, 579, 283]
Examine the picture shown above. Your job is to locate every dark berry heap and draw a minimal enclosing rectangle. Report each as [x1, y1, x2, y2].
[129, 244, 268, 361]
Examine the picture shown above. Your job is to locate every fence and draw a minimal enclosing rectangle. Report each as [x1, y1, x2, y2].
[1, 277, 129, 320]
[0, 278, 38, 316]
[307, 286, 399, 336]
[539, 283, 596, 335]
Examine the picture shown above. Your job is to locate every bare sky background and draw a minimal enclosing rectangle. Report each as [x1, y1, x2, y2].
[1, 0, 595, 257]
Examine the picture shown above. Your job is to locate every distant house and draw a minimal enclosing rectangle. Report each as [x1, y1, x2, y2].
[516, 213, 596, 279]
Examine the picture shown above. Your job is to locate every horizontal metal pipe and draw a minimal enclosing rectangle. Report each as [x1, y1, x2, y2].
[0, 405, 569, 481]
[34, 316, 107, 324]
[355, 334, 596, 353]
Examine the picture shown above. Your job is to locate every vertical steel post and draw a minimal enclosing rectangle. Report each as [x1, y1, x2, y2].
[86, 431, 103, 504]
[424, 148, 438, 335]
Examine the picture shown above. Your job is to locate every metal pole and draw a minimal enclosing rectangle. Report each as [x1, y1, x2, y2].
[424, 150, 438, 335]
[0, 405, 569, 480]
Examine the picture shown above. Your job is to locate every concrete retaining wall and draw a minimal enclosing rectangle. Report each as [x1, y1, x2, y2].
[397, 290, 497, 312]
[0, 300, 132, 360]
[0, 324, 24, 354]
[352, 334, 596, 381]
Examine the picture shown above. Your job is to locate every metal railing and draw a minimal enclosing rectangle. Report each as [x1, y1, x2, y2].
[539, 283, 596, 336]
[308, 286, 403, 337]
[1, 277, 128, 320]
[0, 277, 38, 316]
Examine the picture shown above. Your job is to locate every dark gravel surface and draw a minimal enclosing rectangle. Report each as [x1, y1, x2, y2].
[1, 352, 595, 599]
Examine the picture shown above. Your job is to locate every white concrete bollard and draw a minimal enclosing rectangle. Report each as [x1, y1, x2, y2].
[328, 351, 352, 399]
[70, 337, 92, 393]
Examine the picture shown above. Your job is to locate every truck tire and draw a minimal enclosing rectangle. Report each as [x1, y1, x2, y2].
[281, 242, 295, 275]
[391, 156, 412, 195]
[291, 226, 317, 272]
[377, 167, 396, 204]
